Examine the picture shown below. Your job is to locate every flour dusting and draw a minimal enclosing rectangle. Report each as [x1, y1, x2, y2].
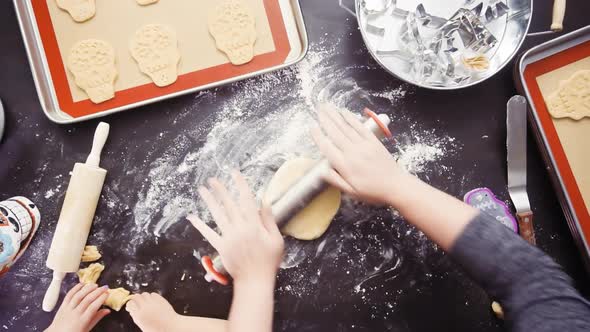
[123, 40, 457, 312]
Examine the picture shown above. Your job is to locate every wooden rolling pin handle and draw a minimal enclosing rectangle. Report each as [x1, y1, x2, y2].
[517, 211, 536, 246]
[551, 0, 566, 32]
[85, 122, 110, 168]
[42, 271, 66, 312]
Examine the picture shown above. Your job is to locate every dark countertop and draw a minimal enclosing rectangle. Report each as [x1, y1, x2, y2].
[1, 1, 589, 331]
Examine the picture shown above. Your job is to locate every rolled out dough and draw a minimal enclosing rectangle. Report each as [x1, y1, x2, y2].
[264, 158, 341, 240]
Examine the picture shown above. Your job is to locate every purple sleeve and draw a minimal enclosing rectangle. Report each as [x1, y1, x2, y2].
[450, 213, 590, 331]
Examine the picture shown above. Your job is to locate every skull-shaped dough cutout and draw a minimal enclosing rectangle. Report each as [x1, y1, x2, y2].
[546, 70, 590, 120]
[67, 39, 118, 104]
[208, 1, 257, 65]
[136, 0, 159, 5]
[130, 24, 181, 87]
[55, 0, 96, 23]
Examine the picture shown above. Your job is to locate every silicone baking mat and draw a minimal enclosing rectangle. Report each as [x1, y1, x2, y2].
[31, 0, 291, 118]
[523, 40, 590, 245]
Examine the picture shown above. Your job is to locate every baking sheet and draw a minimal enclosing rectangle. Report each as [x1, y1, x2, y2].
[18, 0, 305, 122]
[535, 57, 590, 213]
[45, 0, 276, 103]
[520, 28, 590, 266]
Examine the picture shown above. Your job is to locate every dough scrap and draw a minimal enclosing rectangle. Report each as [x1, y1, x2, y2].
[491, 301, 504, 320]
[67, 39, 118, 104]
[208, 1, 257, 65]
[136, 0, 159, 5]
[56, 0, 96, 23]
[462, 54, 489, 71]
[130, 24, 181, 87]
[81, 245, 102, 262]
[105, 288, 132, 311]
[264, 158, 341, 240]
[546, 70, 590, 120]
[77, 263, 105, 284]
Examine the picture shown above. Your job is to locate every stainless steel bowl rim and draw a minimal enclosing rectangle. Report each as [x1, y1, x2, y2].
[354, 0, 534, 90]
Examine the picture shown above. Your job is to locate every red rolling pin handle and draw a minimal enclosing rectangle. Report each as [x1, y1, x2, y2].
[200, 108, 392, 285]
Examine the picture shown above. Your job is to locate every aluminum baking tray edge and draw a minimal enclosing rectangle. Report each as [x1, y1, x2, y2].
[14, 0, 309, 124]
[517, 25, 590, 271]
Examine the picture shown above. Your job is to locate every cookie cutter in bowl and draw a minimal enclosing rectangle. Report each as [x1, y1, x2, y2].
[340, 0, 536, 90]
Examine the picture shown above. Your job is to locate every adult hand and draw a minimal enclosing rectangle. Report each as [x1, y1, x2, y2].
[187, 171, 284, 284]
[45, 283, 110, 332]
[311, 104, 410, 206]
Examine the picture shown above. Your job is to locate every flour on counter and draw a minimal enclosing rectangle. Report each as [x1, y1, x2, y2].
[125, 40, 456, 310]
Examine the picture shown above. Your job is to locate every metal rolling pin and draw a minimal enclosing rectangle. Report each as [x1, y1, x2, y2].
[201, 109, 392, 285]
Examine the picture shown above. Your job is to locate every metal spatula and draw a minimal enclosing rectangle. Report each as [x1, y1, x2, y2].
[507, 95, 536, 245]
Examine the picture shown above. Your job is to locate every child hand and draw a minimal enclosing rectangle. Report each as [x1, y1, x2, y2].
[126, 293, 178, 332]
[187, 170, 284, 284]
[311, 104, 410, 206]
[45, 283, 110, 332]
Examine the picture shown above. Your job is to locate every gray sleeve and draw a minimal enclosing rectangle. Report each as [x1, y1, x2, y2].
[450, 213, 590, 331]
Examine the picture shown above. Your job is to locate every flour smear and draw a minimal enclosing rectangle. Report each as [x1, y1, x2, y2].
[131, 41, 451, 239]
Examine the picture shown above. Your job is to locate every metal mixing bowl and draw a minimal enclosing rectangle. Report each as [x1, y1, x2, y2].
[341, 0, 533, 90]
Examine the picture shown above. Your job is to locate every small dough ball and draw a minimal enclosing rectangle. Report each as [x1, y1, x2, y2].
[491, 301, 504, 320]
[77, 263, 105, 284]
[105, 288, 132, 311]
[264, 158, 341, 240]
[81, 245, 102, 262]
[136, 0, 159, 5]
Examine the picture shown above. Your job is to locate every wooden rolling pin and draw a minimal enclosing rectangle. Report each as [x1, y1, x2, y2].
[42, 122, 109, 312]
[551, 0, 566, 32]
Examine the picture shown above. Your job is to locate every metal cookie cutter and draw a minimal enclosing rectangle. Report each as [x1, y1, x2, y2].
[200, 108, 393, 285]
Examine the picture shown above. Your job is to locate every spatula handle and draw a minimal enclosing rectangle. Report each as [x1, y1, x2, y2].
[517, 211, 536, 245]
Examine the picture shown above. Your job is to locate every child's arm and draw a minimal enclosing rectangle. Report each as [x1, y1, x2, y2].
[127, 292, 227, 332]
[45, 283, 110, 332]
[187, 171, 284, 332]
[311, 104, 478, 251]
[312, 105, 590, 331]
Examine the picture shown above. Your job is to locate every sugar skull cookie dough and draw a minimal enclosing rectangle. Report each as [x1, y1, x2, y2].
[546, 70, 590, 120]
[208, 0, 257, 65]
[130, 24, 181, 87]
[136, 0, 159, 5]
[55, 0, 96, 23]
[67, 39, 118, 104]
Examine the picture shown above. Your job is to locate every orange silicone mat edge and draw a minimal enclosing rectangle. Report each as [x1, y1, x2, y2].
[31, 0, 291, 118]
[523, 40, 590, 248]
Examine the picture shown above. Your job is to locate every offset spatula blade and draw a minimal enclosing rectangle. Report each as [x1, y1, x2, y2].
[507, 95, 536, 245]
